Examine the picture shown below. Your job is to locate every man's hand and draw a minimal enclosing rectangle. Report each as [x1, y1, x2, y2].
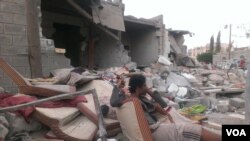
[145, 87, 156, 96]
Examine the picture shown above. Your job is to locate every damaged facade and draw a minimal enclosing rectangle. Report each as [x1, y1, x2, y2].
[123, 15, 165, 66]
[167, 29, 192, 55]
[0, 0, 168, 92]
[0, 1, 248, 140]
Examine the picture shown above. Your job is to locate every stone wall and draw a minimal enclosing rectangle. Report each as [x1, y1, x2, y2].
[0, 0, 29, 92]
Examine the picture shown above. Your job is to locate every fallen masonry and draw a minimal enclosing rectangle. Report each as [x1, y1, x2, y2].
[0, 55, 247, 141]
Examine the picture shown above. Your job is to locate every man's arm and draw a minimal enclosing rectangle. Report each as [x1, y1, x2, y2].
[146, 88, 168, 108]
[154, 103, 174, 123]
[110, 77, 128, 107]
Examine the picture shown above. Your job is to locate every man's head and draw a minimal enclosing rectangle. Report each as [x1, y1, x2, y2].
[129, 74, 147, 96]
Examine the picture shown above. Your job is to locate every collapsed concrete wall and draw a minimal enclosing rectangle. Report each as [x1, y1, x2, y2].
[168, 30, 191, 55]
[123, 15, 165, 67]
[94, 29, 130, 68]
[129, 28, 159, 66]
[0, 0, 30, 92]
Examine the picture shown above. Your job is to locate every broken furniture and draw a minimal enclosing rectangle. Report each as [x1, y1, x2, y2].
[32, 81, 121, 141]
[0, 57, 76, 97]
[0, 89, 109, 141]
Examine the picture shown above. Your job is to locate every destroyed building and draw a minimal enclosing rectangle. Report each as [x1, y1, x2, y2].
[0, 1, 248, 140]
[123, 15, 165, 67]
[0, 0, 166, 92]
[167, 29, 192, 55]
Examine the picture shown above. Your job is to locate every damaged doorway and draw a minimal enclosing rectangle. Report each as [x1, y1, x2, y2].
[52, 23, 86, 67]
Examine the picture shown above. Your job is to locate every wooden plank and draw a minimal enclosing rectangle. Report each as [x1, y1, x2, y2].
[26, 0, 43, 78]
[88, 29, 95, 69]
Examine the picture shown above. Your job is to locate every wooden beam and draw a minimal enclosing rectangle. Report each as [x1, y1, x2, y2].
[26, 0, 43, 78]
[88, 29, 95, 69]
[66, 0, 93, 20]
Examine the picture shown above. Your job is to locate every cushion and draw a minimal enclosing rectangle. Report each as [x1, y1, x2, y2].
[78, 80, 114, 105]
[33, 107, 97, 141]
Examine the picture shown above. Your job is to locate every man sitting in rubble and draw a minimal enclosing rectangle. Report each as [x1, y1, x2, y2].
[110, 74, 221, 141]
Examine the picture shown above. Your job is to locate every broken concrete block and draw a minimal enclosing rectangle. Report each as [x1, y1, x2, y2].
[158, 55, 172, 66]
[146, 77, 153, 89]
[168, 83, 178, 97]
[229, 98, 245, 108]
[166, 72, 191, 87]
[124, 62, 137, 71]
[0, 124, 8, 140]
[144, 67, 152, 74]
[187, 88, 201, 99]
[199, 97, 212, 108]
[0, 116, 9, 128]
[5, 113, 42, 134]
[208, 74, 224, 83]
[223, 80, 230, 85]
[152, 75, 161, 88]
[217, 104, 229, 113]
[228, 105, 237, 112]
[181, 73, 198, 83]
[176, 87, 188, 98]
[156, 80, 167, 94]
[0, 87, 4, 93]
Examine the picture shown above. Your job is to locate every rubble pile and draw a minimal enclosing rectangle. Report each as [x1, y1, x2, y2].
[0, 56, 247, 141]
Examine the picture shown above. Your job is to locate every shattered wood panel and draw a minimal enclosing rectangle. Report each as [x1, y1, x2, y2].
[92, 3, 125, 31]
